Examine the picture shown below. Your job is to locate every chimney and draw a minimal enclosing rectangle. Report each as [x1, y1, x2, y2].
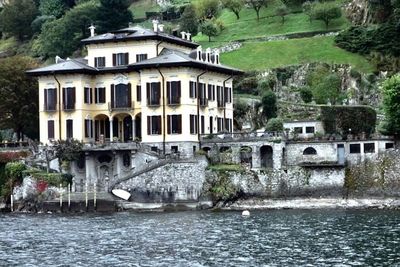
[186, 32, 191, 41]
[206, 48, 211, 63]
[180, 31, 186, 39]
[88, 25, 96, 37]
[152, 20, 159, 32]
[196, 46, 202, 61]
[158, 24, 164, 32]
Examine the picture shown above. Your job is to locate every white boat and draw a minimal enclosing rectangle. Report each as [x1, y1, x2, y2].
[112, 189, 131, 200]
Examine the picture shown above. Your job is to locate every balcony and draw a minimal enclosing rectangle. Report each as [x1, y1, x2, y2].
[108, 101, 134, 112]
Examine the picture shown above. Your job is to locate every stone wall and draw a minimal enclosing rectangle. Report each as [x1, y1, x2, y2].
[285, 142, 338, 166]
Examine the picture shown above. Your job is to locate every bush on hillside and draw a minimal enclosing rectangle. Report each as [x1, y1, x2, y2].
[261, 91, 277, 120]
[299, 86, 313, 103]
[266, 118, 283, 132]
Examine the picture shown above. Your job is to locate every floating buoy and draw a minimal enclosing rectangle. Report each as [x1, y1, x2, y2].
[242, 210, 250, 216]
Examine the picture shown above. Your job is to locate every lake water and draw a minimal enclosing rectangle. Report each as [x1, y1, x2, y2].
[1, 210, 400, 266]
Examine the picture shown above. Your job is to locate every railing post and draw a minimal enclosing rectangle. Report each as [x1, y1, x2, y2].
[59, 183, 63, 211]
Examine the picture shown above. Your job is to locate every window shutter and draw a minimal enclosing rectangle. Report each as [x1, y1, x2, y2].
[229, 88, 232, 103]
[91, 120, 94, 138]
[62, 88, 66, 109]
[156, 82, 161, 104]
[177, 81, 181, 102]
[44, 89, 48, 110]
[178, 115, 182, 134]
[90, 88, 93, 104]
[112, 54, 116, 66]
[84, 88, 88, 103]
[147, 116, 151, 135]
[190, 115, 193, 134]
[167, 115, 171, 134]
[48, 120, 54, 139]
[157, 116, 161, 134]
[124, 53, 129, 65]
[72, 87, 76, 108]
[136, 85, 141, 101]
[189, 82, 193, 98]
[146, 83, 150, 105]
[95, 88, 98, 104]
[167, 82, 171, 104]
[127, 83, 132, 107]
[111, 84, 115, 108]
[84, 119, 88, 138]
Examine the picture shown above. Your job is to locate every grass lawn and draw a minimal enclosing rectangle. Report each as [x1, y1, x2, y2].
[220, 36, 375, 73]
[193, 3, 349, 47]
[130, 0, 161, 19]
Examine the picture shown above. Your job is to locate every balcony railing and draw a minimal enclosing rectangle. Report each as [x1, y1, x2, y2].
[108, 101, 134, 111]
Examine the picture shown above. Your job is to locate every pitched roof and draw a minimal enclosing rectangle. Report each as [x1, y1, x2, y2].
[81, 26, 199, 49]
[26, 58, 97, 75]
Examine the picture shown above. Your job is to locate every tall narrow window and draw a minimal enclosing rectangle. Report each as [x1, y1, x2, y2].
[146, 82, 161, 106]
[111, 83, 131, 108]
[190, 115, 198, 134]
[94, 57, 105, 68]
[201, 115, 205, 134]
[199, 83, 207, 106]
[167, 81, 181, 105]
[136, 54, 148, 62]
[84, 119, 94, 138]
[44, 88, 57, 111]
[217, 86, 224, 107]
[136, 85, 141, 102]
[48, 120, 54, 139]
[112, 53, 129, 66]
[95, 87, 106, 104]
[84, 87, 92, 104]
[66, 119, 73, 139]
[217, 117, 223, 132]
[167, 115, 182, 134]
[209, 116, 213, 134]
[208, 84, 213, 101]
[189, 81, 197, 98]
[147, 116, 162, 135]
[63, 87, 76, 110]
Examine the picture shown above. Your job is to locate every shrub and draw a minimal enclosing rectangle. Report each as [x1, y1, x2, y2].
[265, 118, 283, 132]
[261, 91, 277, 119]
[5, 162, 27, 182]
[299, 86, 313, 103]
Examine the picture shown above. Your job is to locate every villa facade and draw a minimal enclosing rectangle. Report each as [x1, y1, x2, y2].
[29, 22, 242, 157]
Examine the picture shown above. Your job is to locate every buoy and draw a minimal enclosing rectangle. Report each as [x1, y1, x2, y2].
[242, 210, 250, 216]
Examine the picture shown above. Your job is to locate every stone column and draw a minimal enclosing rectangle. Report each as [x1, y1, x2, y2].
[109, 120, 113, 141]
[132, 119, 136, 141]
[85, 152, 91, 192]
[251, 146, 261, 169]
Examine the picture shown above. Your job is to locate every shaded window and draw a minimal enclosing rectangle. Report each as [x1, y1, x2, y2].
[209, 116, 213, 134]
[386, 143, 394, 150]
[189, 81, 197, 98]
[136, 85, 141, 102]
[98, 154, 112, 163]
[84, 87, 92, 104]
[220, 146, 230, 152]
[167, 81, 181, 105]
[224, 87, 232, 103]
[44, 88, 57, 111]
[217, 117, 223, 132]
[364, 143, 375, 153]
[146, 82, 161, 106]
[151, 146, 158, 152]
[201, 115, 205, 134]
[147, 116, 162, 135]
[136, 54, 148, 62]
[113, 53, 129, 66]
[350, 144, 361, 154]
[294, 127, 303, 134]
[48, 120, 54, 139]
[171, 146, 179, 153]
[63, 87, 76, 110]
[303, 147, 317, 155]
[217, 86, 224, 107]
[207, 84, 214, 101]
[66, 119, 73, 139]
[306, 127, 315, 134]
[190, 114, 198, 134]
[123, 153, 130, 167]
[111, 83, 132, 109]
[95, 57, 105, 68]
[167, 115, 182, 134]
[84, 119, 94, 138]
[95, 87, 106, 104]
[199, 83, 207, 106]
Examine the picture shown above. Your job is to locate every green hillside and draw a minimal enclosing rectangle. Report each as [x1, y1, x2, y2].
[221, 36, 375, 73]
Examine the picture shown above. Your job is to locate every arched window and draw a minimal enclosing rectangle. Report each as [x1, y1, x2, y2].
[303, 147, 317, 155]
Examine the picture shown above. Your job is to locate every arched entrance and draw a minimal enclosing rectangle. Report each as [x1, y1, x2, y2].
[94, 114, 110, 142]
[135, 113, 142, 140]
[260, 145, 273, 169]
[112, 113, 133, 142]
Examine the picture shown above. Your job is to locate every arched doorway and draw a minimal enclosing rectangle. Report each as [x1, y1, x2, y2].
[135, 113, 142, 140]
[94, 114, 110, 142]
[112, 113, 133, 142]
[260, 145, 273, 168]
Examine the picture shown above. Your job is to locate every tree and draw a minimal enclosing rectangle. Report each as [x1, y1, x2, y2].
[311, 2, 342, 29]
[275, 4, 289, 24]
[0, 56, 39, 140]
[299, 86, 313, 103]
[222, 0, 244, 20]
[302, 1, 313, 23]
[265, 118, 283, 132]
[261, 90, 277, 119]
[246, 0, 269, 22]
[312, 74, 344, 105]
[381, 74, 400, 136]
[194, 0, 220, 21]
[39, 0, 67, 18]
[199, 20, 219, 42]
[180, 4, 199, 36]
[96, 0, 133, 33]
[0, 0, 38, 40]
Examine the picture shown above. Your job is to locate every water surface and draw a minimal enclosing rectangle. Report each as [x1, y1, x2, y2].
[1, 210, 400, 266]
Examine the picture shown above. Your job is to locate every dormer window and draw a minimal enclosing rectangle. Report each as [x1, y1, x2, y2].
[113, 53, 129, 66]
[136, 54, 148, 62]
[95, 57, 105, 68]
